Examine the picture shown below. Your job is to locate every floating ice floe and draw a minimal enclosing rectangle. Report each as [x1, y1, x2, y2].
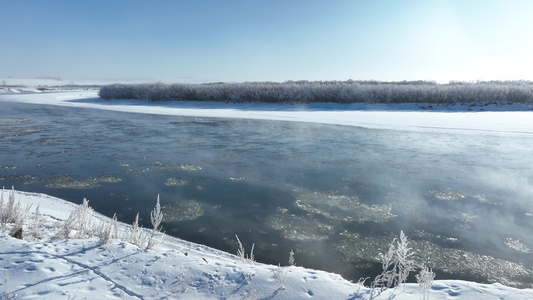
[294, 191, 396, 223]
[162, 200, 205, 222]
[45, 174, 122, 189]
[164, 177, 190, 186]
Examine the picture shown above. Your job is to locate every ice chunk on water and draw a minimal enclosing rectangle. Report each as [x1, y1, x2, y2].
[294, 191, 395, 223]
[164, 177, 190, 186]
[505, 238, 530, 253]
[180, 164, 202, 171]
[0, 165, 17, 170]
[45, 174, 122, 189]
[266, 191, 396, 241]
[0, 118, 29, 125]
[266, 207, 336, 241]
[426, 188, 467, 201]
[162, 200, 204, 222]
[451, 211, 479, 230]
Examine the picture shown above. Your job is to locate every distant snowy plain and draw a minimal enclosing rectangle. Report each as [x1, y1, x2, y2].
[1, 90, 533, 299]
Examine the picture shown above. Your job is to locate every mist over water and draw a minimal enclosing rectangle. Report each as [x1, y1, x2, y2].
[1, 100, 533, 287]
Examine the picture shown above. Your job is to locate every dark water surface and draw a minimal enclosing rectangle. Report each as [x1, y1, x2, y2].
[1, 100, 533, 287]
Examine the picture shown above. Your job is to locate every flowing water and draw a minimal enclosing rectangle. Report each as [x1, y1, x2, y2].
[1, 99, 533, 287]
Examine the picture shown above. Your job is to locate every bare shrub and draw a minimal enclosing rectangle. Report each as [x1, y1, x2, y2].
[26, 204, 44, 240]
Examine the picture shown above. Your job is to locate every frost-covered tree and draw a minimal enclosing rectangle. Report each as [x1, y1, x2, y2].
[98, 80, 533, 104]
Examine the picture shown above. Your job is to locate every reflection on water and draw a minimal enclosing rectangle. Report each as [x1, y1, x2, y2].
[1, 100, 533, 287]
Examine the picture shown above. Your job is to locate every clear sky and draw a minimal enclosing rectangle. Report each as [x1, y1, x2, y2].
[1, 0, 532, 83]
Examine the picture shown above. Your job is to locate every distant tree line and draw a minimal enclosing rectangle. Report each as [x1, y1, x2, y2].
[98, 80, 533, 104]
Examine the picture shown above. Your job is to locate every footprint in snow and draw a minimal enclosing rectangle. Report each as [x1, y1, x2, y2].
[432, 283, 460, 297]
[24, 265, 38, 272]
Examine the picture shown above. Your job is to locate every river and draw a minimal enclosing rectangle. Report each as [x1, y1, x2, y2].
[1, 99, 532, 287]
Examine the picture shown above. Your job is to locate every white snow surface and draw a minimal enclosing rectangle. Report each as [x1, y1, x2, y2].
[0, 77, 164, 87]
[2, 91, 533, 299]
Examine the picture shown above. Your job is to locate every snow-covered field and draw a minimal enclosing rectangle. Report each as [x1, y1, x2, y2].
[2, 90, 533, 299]
[0, 77, 162, 88]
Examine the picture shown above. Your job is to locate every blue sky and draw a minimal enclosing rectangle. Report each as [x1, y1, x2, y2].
[1, 0, 532, 83]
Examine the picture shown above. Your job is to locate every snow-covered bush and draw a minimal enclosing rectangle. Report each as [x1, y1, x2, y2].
[1, 187, 34, 239]
[111, 213, 119, 239]
[26, 204, 44, 240]
[362, 231, 436, 300]
[146, 195, 164, 250]
[288, 249, 295, 266]
[121, 195, 165, 249]
[36, 192, 165, 249]
[59, 198, 94, 239]
[96, 213, 120, 246]
[0, 187, 29, 228]
[129, 213, 148, 248]
[235, 234, 255, 264]
[97, 220, 112, 245]
[417, 265, 435, 300]
[124, 195, 165, 249]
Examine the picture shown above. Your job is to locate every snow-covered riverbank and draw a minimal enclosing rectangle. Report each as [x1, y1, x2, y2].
[2, 189, 533, 299]
[2, 90, 533, 136]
